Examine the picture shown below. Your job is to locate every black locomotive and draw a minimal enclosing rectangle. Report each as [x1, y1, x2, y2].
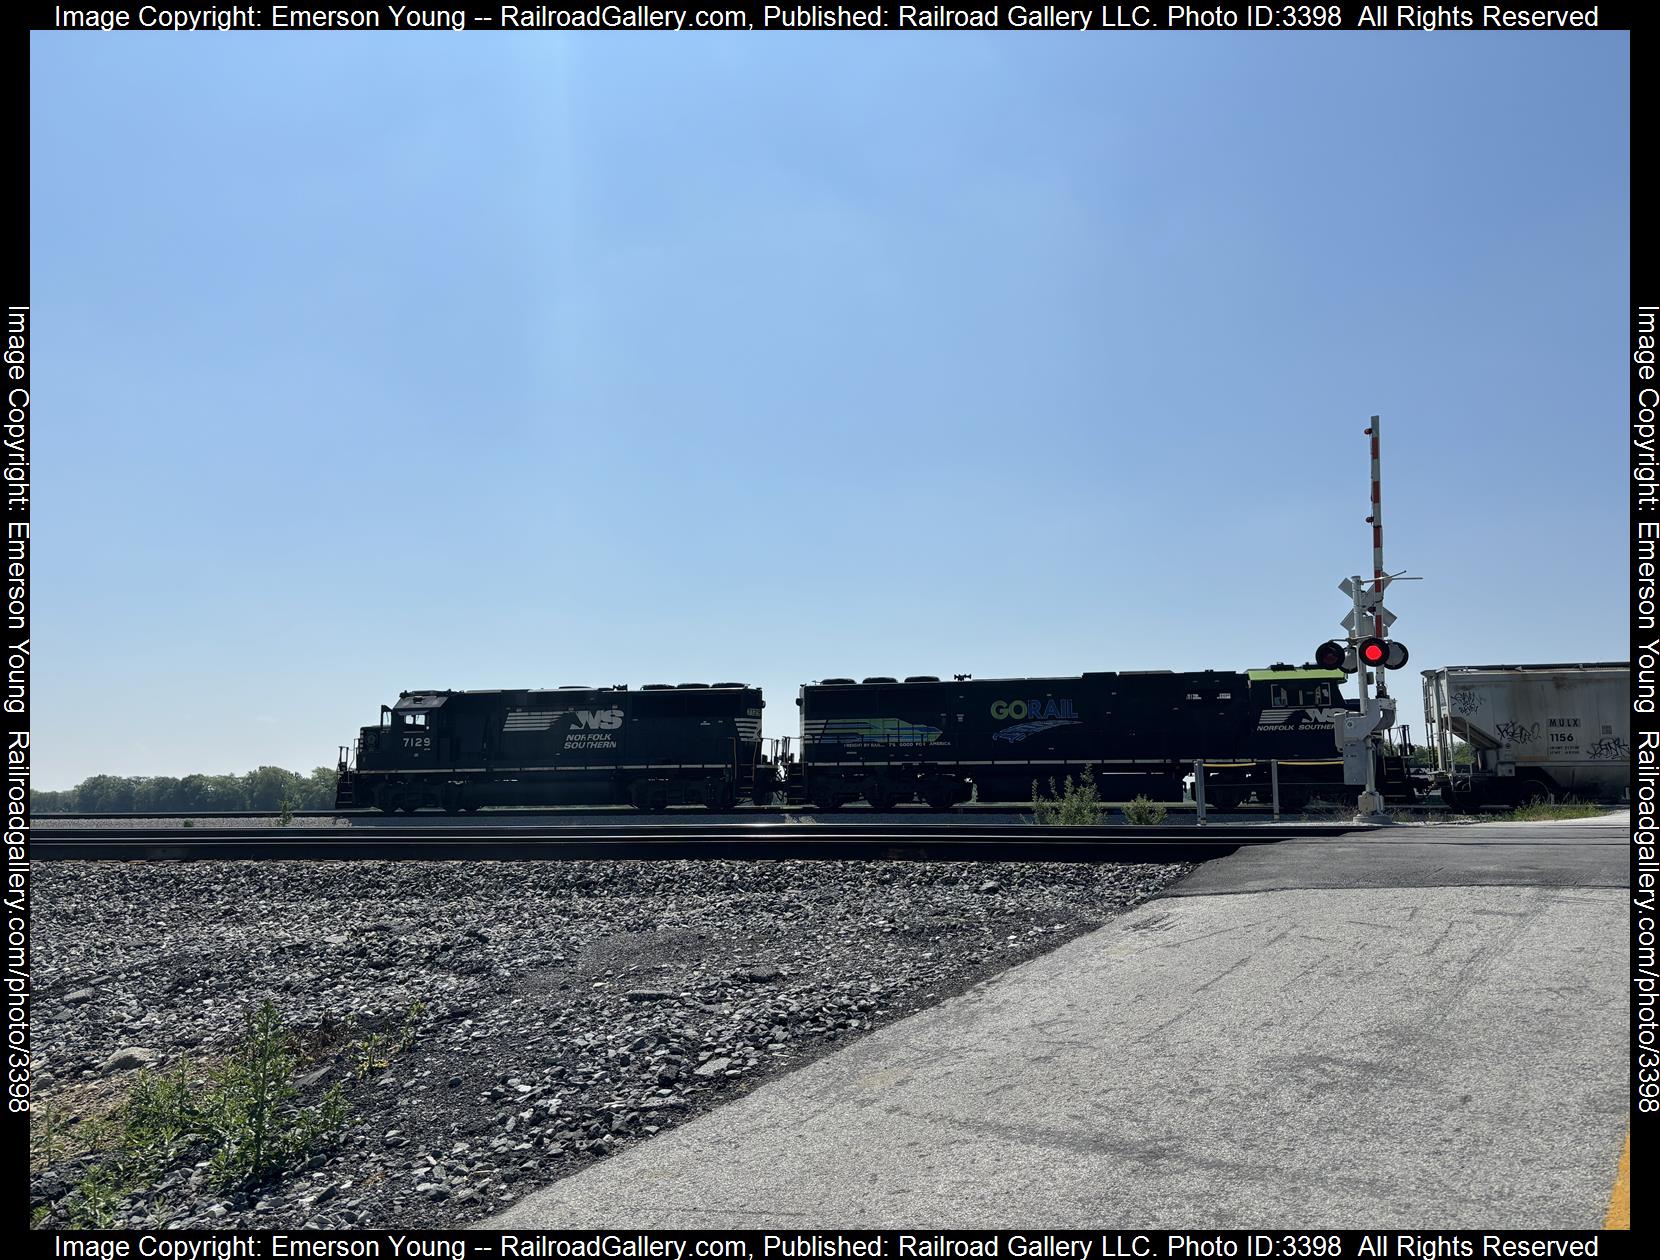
[336, 683, 765, 813]
[791, 667, 1359, 811]
[335, 665, 1389, 811]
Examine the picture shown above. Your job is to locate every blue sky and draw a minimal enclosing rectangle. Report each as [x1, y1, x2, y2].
[30, 31, 1629, 787]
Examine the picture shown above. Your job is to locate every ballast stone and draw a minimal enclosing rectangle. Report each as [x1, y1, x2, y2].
[99, 1047, 158, 1074]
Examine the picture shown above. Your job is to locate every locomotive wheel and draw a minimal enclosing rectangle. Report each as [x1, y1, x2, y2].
[811, 795, 843, 812]
[707, 783, 736, 812]
[922, 780, 963, 812]
[863, 785, 897, 812]
[400, 802, 420, 814]
[632, 782, 670, 813]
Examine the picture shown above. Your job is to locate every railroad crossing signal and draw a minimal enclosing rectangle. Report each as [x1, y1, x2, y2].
[1341, 606, 1396, 635]
[1338, 578, 1396, 635]
[1359, 637, 1410, 670]
[1314, 640, 1358, 673]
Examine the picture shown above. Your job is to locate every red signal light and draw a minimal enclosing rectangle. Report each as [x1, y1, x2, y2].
[1359, 638, 1389, 667]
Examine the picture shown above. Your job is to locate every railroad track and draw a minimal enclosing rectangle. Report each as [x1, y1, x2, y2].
[31, 821, 1368, 862]
[37, 803, 1318, 822]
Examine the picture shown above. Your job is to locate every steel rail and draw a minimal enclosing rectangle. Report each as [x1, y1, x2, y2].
[32, 822, 1367, 862]
[35, 803, 1297, 822]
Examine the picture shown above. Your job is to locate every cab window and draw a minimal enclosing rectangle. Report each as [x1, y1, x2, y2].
[403, 713, 428, 728]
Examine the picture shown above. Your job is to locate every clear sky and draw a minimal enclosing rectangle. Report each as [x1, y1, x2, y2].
[29, 31, 1630, 788]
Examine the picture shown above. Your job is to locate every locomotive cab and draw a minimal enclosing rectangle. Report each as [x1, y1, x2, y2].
[386, 692, 447, 770]
[354, 693, 450, 773]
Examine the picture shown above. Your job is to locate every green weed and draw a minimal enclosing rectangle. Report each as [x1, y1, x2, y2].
[1032, 766, 1105, 826]
[1121, 795, 1168, 826]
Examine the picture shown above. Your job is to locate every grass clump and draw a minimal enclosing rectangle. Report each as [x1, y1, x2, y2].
[1503, 799, 1608, 822]
[1121, 795, 1168, 826]
[348, 998, 429, 1080]
[1297, 796, 1352, 820]
[49, 1000, 348, 1229]
[200, 1001, 347, 1186]
[1031, 765, 1105, 826]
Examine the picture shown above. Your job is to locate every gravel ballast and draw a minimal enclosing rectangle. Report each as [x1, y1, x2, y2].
[30, 857, 1192, 1230]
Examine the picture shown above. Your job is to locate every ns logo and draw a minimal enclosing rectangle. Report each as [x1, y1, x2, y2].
[575, 708, 624, 730]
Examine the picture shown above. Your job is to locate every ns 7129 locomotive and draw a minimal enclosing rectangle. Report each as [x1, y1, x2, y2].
[334, 665, 1375, 811]
[336, 683, 766, 813]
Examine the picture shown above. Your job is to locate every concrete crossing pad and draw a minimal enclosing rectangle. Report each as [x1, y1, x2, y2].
[483, 815, 1630, 1229]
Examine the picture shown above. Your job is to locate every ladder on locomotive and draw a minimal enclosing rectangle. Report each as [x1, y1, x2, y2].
[333, 745, 359, 809]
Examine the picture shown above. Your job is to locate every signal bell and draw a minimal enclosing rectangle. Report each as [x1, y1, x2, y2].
[1314, 640, 1356, 673]
[1359, 637, 1409, 670]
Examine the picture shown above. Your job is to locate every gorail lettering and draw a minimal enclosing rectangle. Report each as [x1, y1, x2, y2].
[990, 698, 1078, 721]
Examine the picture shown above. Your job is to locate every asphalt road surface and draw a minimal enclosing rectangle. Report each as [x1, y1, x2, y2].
[482, 812, 1628, 1229]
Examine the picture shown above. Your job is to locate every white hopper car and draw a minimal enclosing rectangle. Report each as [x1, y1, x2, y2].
[1421, 662, 1629, 809]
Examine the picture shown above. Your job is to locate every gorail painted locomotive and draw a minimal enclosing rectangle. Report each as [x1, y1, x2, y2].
[335, 665, 1382, 811]
[336, 684, 765, 813]
[791, 667, 1361, 811]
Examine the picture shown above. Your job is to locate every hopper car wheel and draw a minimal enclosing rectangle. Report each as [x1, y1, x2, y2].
[1440, 782, 1477, 813]
[811, 796, 843, 812]
[863, 785, 898, 812]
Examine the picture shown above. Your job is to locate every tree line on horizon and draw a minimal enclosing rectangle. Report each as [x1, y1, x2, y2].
[31, 766, 339, 813]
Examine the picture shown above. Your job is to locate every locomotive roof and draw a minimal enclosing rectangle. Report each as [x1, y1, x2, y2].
[804, 670, 1242, 687]
[393, 684, 751, 707]
[392, 693, 450, 711]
